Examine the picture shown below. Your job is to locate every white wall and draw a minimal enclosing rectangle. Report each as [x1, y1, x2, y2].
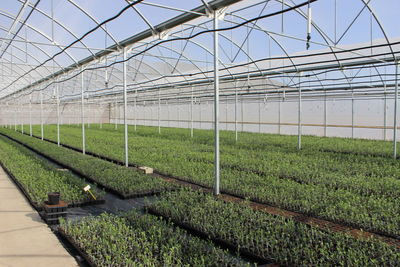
[110, 97, 397, 141]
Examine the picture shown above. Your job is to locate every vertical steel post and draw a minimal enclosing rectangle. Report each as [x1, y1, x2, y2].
[123, 48, 129, 167]
[384, 84, 387, 140]
[14, 96, 16, 131]
[324, 89, 327, 137]
[241, 95, 244, 132]
[191, 85, 194, 137]
[20, 100, 24, 134]
[87, 96, 90, 129]
[134, 89, 137, 131]
[258, 97, 261, 133]
[115, 94, 118, 130]
[393, 62, 399, 159]
[298, 72, 302, 150]
[6, 102, 9, 129]
[226, 96, 228, 131]
[81, 68, 86, 154]
[235, 80, 238, 141]
[29, 93, 32, 136]
[158, 88, 161, 134]
[352, 92, 355, 139]
[213, 10, 220, 195]
[56, 83, 60, 146]
[40, 90, 44, 140]
[278, 91, 281, 135]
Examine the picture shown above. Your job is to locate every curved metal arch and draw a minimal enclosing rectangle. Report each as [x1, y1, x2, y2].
[0, 9, 79, 87]
[82, 48, 176, 91]
[66, 0, 121, 48]
[82, 58, 161, 94]
[0, 13, 70, 64]
[0, 33, 53, 87]
[91, 46, 189, 94]
[131, 39, 213, 80]
[30, 48, 176, 99]
[5, 4, 82, 64]
[17, 0, 97, 59]
[284, 0, 387, 87]
[27, 31, 237, 100]
[182, 19, 264, 76]
[2, 0, 115, 92]
[360, 0, 395, 61]
[229, 3, 387, 92]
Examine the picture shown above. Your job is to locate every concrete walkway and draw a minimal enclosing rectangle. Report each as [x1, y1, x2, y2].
[0, 167, 78, 267]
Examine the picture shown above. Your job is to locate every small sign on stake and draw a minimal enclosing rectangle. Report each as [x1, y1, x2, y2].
[83, 185, 96, 200]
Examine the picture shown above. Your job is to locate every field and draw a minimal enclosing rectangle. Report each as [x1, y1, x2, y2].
[1, 124, 400, 266]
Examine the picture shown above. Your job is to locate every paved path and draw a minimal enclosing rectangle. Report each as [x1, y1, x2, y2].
[0, 167, 78, 267]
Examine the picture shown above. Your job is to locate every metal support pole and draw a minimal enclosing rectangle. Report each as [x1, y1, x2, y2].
[213, 11, 220, 195]
[191, 85, 194, 137]
[351, 92, 355, 139]
[87, 97, 90, 129]
[158, 89, 161, 134]
[6, 102, 9, 129]
[29, 94, 32, 136]
[324, 89, 327, 137]
[14, 96, 16, 131]
[298, 72, 302, 150]
[20, 101, 23, 134]
[123, 48, 129, 167]
[134, 90, 137, 131]
[278, 91, 281, 135]
[393, 62, 399, 159]
[258, 97, 261, 133]
[226, 96, 228, 131]
[384, 84, 387, 141]
[241, 95, 244, 132]
[115, 94, 118, 130]
[56, 83, 60, 146]
[40, 90, 44, 140]
[81, 68, 86, 154]
[235, 81, 238, 141]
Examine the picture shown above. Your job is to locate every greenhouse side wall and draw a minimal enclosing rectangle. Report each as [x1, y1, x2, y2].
[109, 96, 397, 141]
[0, 103, 110, 126]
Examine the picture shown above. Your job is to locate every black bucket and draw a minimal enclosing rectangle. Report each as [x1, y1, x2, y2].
[48, 192, 60, 205]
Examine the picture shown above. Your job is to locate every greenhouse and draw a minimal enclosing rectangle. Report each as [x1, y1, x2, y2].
[0, 0, 399, 266]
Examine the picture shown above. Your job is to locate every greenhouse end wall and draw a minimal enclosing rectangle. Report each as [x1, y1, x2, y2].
[109, 97, 398, 141]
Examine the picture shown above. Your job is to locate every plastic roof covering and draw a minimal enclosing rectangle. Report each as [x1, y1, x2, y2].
[0, 0, 400, 105]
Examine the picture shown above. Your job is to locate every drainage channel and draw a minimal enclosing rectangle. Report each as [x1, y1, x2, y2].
[2, 133, 273, 267]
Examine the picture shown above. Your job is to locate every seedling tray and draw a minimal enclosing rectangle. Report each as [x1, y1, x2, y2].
[0, 135, 106, 211]
[58, 228, 97, 267]
[147, 207, 272, 266]
[0, 161, 43, 211]
[7, 133, 172, 200]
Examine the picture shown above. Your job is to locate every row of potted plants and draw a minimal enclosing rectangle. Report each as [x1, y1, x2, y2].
[148, 189, 400, 266]
[59, 212, 252, 266]
[0, 128, 178, 198]
[0, 135, 104, 206]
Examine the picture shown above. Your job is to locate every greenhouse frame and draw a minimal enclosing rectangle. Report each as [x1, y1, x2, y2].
[0, 0, 400, 266]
